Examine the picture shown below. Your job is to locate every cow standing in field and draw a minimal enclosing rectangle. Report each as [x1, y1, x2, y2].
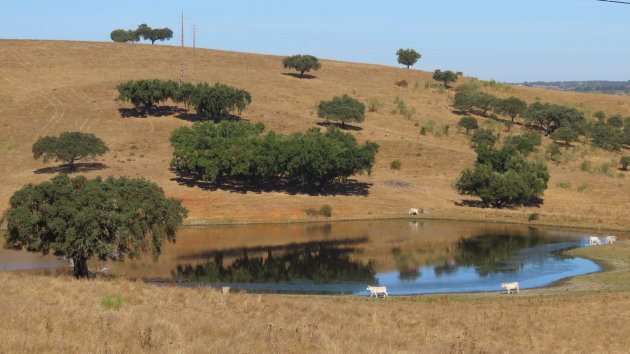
[606, 236, 617, 244]
[408, 208, 419, 215]
[501, 282, 519, 294]
[366, 286, 388, 298]
[589, 236, 602, 245]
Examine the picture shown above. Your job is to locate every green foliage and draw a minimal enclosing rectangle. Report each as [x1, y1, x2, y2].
[455, 80, 481, 92]
[470, 129, 497, 148]
[503, 131, 542, 156]
[589, 122, 624, 151]
[523, 102, 585, 135]
[607, 114, 624, 128]
[551, 126, 579, 146]
[282, 54, 321, 77]
[452, 90, 497, 115]
[318, 95, 365, 127]
[2, 175, 188, 278]
[457, 116, 479, 134]
[390, 160, 402, 170]
[116, 79, 178, 112]
[396, 48, 421, 69]
[110, 29, 140, 42]
[366, 98, 382, 112]
[318, 205, 332, 217]
[494, 97, 527, 122]
[432, 70, 458, 88]
[101, 294, 124, 310]
[621, 156, 630, 170]
[593, 110, 606, 121]
[581, 160, 592, 172]
[135, 24, 173, 44]
[170, 121, 379, 188]
[556, 181, 571, 188]
[528, 213, 540, 221]
[178, 82, 252, 120]
[32, 132, 109, 170]
[577, 183, 590, 192]
[455, 145, 550, 207]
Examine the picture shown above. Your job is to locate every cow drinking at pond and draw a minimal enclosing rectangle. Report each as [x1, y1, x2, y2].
[501, 282, 519, 294]
[589, 236, 602, 245]
[606, 235, 617, 244]
[367, 286, 388, 298]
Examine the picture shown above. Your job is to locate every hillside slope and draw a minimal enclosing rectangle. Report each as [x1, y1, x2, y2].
[0, 40, 628, 229]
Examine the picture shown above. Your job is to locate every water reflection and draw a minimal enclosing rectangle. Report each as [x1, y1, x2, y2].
[173, 238, 376, 284]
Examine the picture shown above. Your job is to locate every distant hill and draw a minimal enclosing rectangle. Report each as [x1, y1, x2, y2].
[518, 80, 630, 95]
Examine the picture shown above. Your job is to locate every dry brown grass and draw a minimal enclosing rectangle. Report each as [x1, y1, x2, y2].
[0, 39, 628, 231]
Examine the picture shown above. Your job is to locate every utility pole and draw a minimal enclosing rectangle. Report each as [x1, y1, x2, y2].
[192, 23, 196, 83]
[179, 11, 184, 84]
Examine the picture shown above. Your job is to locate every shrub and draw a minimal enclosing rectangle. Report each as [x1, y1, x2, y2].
[366, 98, 382, 112]
[577, 183, 590, 192]
[621, 156, 630, 170]
[528, 213, 540, 221]
[303, 208, 318, 217]
[545, 144, 561, 165]
[457, 116, 479, 134]
[390, 160, 402, 170]
[580, 160, 592, 172]
[101, 293, 124, 310]
[470, 129, 497, 148]
[319, 205, 332, 217]
[556, 181, 571, 188]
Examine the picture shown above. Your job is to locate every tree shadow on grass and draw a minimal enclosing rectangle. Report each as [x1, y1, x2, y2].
[34, 163, 108, 174]
[170, 171, 371, 197]
[453, 197, 543, 209]
[174, 112, 248, 123]
[118, 106, 188, 118]
[316, 121, 363, 131]
[282, 73, 317, 80]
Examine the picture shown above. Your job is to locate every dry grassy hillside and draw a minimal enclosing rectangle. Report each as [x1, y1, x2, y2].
[0, 39, 628, 229]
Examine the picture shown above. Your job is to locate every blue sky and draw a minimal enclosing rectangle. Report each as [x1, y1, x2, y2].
[1, 0, 629, 82]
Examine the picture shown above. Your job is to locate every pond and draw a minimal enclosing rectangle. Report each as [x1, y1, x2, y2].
[0, 220, 610, 295]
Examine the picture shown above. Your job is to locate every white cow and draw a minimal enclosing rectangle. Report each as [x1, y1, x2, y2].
[606, 235, 617, 244]
[366, 286, 389, 298]
[589, 236, 602, 245]
[409, 208, 419, 215]
[501, 282, 519, 294]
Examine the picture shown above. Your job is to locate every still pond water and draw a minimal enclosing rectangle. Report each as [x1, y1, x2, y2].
[1, 220, 607, 295]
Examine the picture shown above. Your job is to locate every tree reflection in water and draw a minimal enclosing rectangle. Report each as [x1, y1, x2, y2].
[452, 231, 549, 276]
[172, 238, 376, 284]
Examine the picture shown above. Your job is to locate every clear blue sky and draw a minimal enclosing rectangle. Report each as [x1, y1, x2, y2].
[1, 0, 629, 82]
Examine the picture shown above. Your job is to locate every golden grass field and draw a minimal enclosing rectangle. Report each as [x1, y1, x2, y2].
[0, 39, 628, 230]
[1, 242, 630, 353]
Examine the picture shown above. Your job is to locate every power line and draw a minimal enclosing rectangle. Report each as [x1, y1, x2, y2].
[597, 0, 630, 5]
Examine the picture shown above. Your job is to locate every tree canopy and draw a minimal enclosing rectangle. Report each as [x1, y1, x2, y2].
[110, 24, 173, 44]
[2, 175, 188, 278]
[317, 95, 366, 127]
[116, 79, 178, 113]
[523, 102, 585, 135]
[170, 121, 379, 189]
[457, 116, 479, 134]
[32, 132, 109, 171]
[495, 97, 527, 122]
[452, 90, 497, 116]
[396, 49, 421, 69]
[433, 70, 458, 88]
[455, 145, 550, 208]
[282, 55, 321, 77]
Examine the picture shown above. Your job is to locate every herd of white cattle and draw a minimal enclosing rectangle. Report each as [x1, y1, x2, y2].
[589, 235, 616, 245]
[366, 234, 619, 298]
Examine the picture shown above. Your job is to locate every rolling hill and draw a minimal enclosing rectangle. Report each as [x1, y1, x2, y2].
[0, 39, 628, 230]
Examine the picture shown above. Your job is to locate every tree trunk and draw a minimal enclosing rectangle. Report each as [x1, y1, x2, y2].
[73, 255, 89, 278]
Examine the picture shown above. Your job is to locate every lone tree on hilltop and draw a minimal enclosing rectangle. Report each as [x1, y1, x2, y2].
[317, 95, 365, 128]
[2, 175, 188, 278]
[32, 132, 109, 171]
[136, 23, 173, 44]
[282, 55, 321, 77]
[110, 29, 140, 42]
[396, 49, 421, 69]
[433, 69, 458, 88]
